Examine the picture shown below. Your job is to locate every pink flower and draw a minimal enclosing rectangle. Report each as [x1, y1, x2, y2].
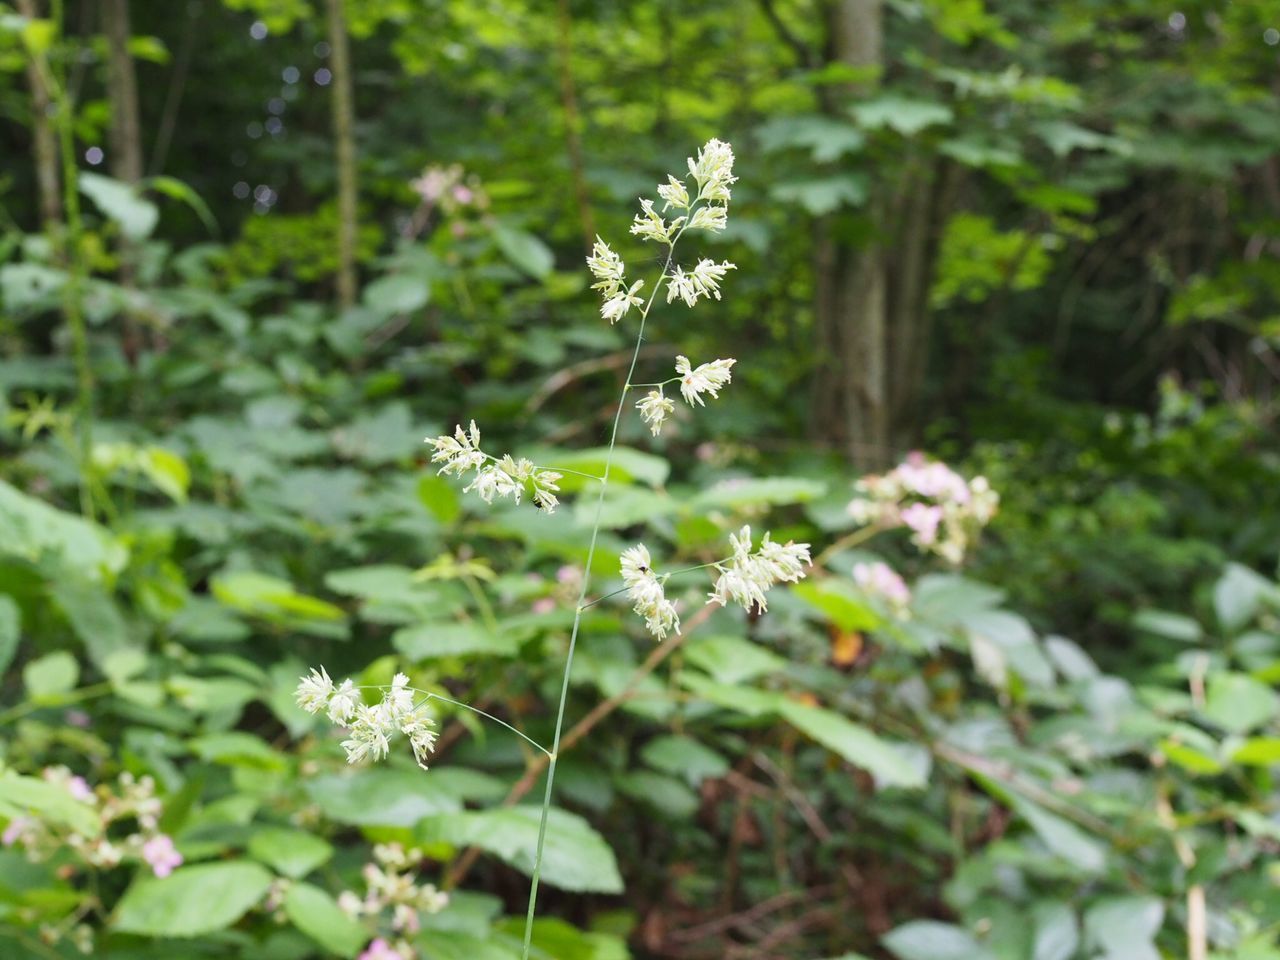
[900, 503, 943, 545]
[141, 834, 183, 878]
[66, 776, 93, 802]
[3, 817, 30, 847]
[451, 185, 473, 204]
[65, 710, 91, 728]
[852, 562, 911, 607]
[358, 939, 402, 960]
[532, 597, 556, 615]
[556, 565, 580, 584]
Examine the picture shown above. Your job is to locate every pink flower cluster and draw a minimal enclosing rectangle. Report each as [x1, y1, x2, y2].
[338, 843, 449, 960]
[852, 561, 912, 610]
[847, 453, 999, 564]
[2, 768, 180, 878]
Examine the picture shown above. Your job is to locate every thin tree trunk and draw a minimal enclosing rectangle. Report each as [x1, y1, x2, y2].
[326, 0, 359, 308]
[811, 0, 888, 469]
[103, 0, 142, 185]
[888, 158, 934, 433]
[103, 0, 143, 363]
[554, 0, 595, 254]
[15, 0, 61, 231]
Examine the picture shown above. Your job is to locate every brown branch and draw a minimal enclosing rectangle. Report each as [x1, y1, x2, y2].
[444, 602, 717, 888]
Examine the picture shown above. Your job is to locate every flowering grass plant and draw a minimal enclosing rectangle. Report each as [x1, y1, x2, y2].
[297, 139, 816, 959]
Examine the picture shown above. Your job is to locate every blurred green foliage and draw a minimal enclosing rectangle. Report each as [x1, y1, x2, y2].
[1, 0, 1279, 958]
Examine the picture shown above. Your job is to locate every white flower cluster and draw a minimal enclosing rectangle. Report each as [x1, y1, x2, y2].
[847, 453, 999, 564]
[631, 138, 736, 245]
[617, 526, 811, 637]
[337, 842, 448, 956]
[708, 526, 812, 613]
[667, 259, 736, 308]
[620, 544, 680, 640]
[635, 356, 737, 437]
[587, 237, 645, 324]
[296, 669, 439, 770]
[427, 420, 562, 513]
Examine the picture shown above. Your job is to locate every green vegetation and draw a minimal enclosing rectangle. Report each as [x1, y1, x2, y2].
[1, 1, 1279, 958]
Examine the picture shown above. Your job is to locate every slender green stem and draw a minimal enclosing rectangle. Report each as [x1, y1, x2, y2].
[481, 452, 603, 483]
[663, 557, 731, 578]
[578, 586, 628, 611]
[0, 682, 112, 727]
[628, 377, 679, 389]
[519, 223, 687, 959]
[354, 685, 552, 756]
[423, 693, 552, 757]
[812, 522, 884, 568]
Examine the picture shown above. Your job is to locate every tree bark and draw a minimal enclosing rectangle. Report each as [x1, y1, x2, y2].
[326, 0, 359, 308]
[811, 0, 888, 469]
[103, 0, 142, 186]
[15, 0, 61, 231]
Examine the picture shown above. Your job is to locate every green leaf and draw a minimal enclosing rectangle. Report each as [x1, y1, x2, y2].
[493, 224, 554, 280]
[0, 596, 19, 676]
[1203, 673, 1279, 734]
[792, 580, 882, 633]
[1214, 563, 1271, 634]
[683, 634, 787, 685]
[50, 577, 133, 669]
[641, 735, 729, 786]
[248, 828, 334, 879]
[393, 621, 518, 659]
[0, 772, 99, 836]
[770, 176, 867, 215]
[616, 770, 699, 818]
[778, 701, 927, 789]
[1032, 902, 1079, 960]
[755, 114, 866, 161]
[212, 571, 346, 625]
[23, 651, 78, 698]
[364, 273, 431, 316]
[1008, 795, 1107, 873]
[1231, 738, 1280, 766]
[80, 172, 159, 240]
[853, 97, 954, 134]
[692, 476, 827, 510]
[0, 478, 127, 578]
[1132, 609, 1202, 643]
[114, 862, 273, 938]
[964, 611, 1054, 688]
[189, 732, 285, 769]
[883, 921, 994, 960]
[419, 807, 623, 893]
[418, 475, 462, 523]
[138, 446, 191, 503]
[284, 882, 366, 958]
[1083, 896, 1163, 960]
[146, 175, 218, 234]
[305, 769, 462, 827]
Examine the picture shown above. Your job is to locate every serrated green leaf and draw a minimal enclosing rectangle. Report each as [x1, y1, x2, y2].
[248, 827, 334, 878]
[284, 882, 366, 957]
[114, 862, 273, 937]
[418, 807, 622, 893]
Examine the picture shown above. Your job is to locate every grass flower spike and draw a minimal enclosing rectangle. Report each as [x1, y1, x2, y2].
[637, 390, 674, 436]
[676, 355, 736, 406]
[296, 670, 439, 770]
[708, 526, 812, 613]
[428, 422, 562, 512]
[620, 544, 680, 640]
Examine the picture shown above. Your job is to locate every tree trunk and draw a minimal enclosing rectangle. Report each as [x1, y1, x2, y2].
[811, 0, 888, 470]
[103, 0, 142, 186]
[15, 0, 61, 231]
[326, 0, 359, 308]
